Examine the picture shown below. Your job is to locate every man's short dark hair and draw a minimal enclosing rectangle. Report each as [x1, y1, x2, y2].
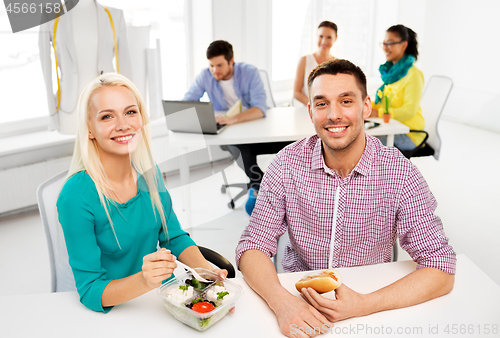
[307, 59, 367, 100]
[206, 40, 233, 62]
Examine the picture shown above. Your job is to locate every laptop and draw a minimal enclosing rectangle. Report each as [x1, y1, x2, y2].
[162, 100, 227, 135]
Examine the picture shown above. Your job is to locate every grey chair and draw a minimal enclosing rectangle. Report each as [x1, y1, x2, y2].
[37, 170, 236, 293]
[37, 170, 75, 292]
[392, 242, 398, 262]
[258, 69, 276, 109]
[274, 231, 289, 273]
[400, 75, 453, 160]
[219, 155, 248, 209]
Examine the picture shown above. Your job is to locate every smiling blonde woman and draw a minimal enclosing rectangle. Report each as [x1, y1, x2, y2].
[57, 73, 226, 312]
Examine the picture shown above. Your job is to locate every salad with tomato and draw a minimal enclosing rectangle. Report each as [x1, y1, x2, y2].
[159, 269, 242, 331]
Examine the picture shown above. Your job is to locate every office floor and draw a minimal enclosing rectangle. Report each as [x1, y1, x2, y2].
[0, 118, 499, 298]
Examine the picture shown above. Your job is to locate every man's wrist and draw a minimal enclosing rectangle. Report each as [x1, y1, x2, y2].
[267, 286, 293, 313]
[232, 114, 241, 124]
[362, 291, 381, 316]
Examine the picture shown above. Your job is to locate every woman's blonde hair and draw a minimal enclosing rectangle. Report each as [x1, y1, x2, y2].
[64, 73, 167, 246]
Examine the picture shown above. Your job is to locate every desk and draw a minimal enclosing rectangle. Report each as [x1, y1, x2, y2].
[166, 106, 408, 147]
[2, 255, 498, 337]
[166, 106, 409, 227]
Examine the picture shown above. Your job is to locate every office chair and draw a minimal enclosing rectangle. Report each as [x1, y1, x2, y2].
[400, 75, 453, 160]
[392, 242, 398, 262]
[220, 69, 277, 209]
[37, 171, 236, 292]
[198, 246, 235, 278]
[37, 170, 74, 292]
[274, 231, 289, 273]
[273, 233, 399, 273]
[219, 150, 248, 209]
[259, 69, 276, 109]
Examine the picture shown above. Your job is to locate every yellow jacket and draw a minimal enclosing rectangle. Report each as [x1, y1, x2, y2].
[373, 66, 425, 146]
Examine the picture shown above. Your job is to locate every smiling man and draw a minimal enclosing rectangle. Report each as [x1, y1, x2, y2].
[183, 40, 267, 125]
[183, 40, 291, 214]
[236, 59, 456, 337]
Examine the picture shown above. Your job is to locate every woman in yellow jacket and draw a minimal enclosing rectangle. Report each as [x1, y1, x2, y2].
[371, 24, 424, 151]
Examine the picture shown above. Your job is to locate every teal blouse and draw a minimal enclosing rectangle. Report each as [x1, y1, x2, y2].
[56, 170, 195, 312]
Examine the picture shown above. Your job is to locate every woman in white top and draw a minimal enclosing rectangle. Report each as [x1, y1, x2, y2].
[294, 21, 338, 106]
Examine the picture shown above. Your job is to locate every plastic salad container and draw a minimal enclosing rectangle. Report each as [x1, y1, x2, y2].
[158, 268, 243, 331]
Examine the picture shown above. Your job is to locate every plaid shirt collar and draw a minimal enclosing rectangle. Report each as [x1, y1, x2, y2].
[311, 134, 375, 178]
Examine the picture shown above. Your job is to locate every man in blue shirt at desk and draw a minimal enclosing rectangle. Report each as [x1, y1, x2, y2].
[183, 40, 290, 214]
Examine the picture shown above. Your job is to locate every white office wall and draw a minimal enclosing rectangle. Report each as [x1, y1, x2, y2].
[161, 1, 189, 101]
[186, 0, 214, 84]
[272, 0, 310, 82]
[371, 0, 500, 133]
[188, 0, 272, 83]
[210, 0, 270, 71]
[242, 0, 272, 72]
[421, 0, 500, 91]
[417, 0, 500, 132]
[187, 0, 274, 100]
[211, 0, 244, 61]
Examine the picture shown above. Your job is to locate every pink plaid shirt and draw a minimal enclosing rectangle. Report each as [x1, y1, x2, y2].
[236, 135, 456, 274]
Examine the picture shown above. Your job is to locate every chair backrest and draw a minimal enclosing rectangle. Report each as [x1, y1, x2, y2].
[420, 75, 453, 160]
[198, 246, 236, 278]
[258, 69, 276, 109]
[273, 231, 289, 273]
[36, 170, 76, 292]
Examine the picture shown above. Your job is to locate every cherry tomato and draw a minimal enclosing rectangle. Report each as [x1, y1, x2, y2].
[191, 302, 215, 313]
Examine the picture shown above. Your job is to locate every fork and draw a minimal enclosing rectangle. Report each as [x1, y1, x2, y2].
[175, 260, 211, 283]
